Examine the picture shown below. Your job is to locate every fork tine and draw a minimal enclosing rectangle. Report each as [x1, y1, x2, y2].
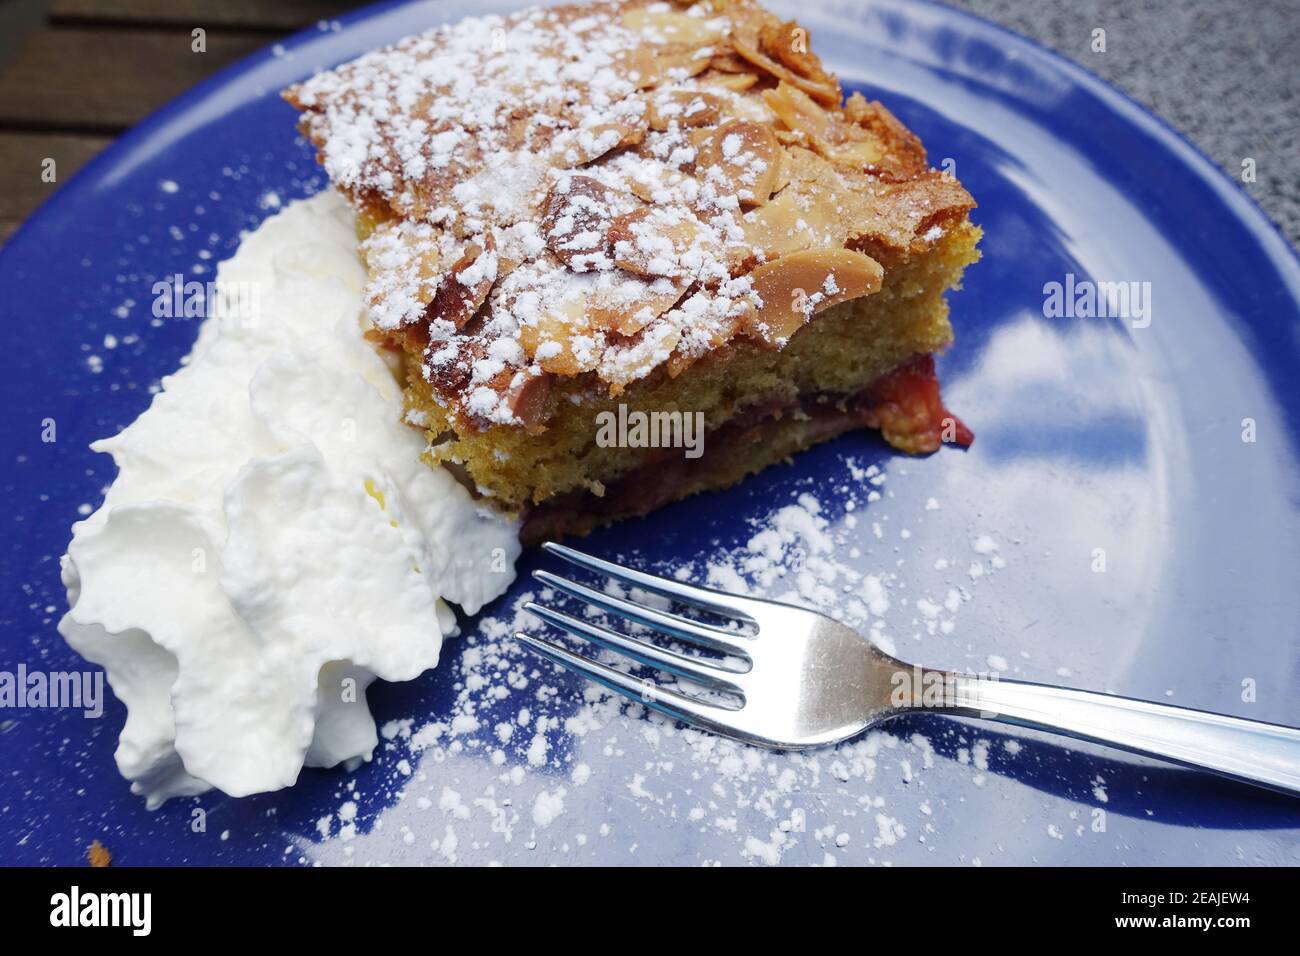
[524, 600, 747, 691]
[541, 542, 758, 623]
[532, 569, 752, 657]
[515, 632, 736, 728]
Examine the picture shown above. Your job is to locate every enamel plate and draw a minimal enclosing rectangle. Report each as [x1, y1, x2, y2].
[2, 0, 1298, 864]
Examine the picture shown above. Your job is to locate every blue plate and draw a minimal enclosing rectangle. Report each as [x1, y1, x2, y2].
[2, 0, 1298, 866]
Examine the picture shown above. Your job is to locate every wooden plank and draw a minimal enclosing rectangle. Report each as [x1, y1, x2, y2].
[0, 27, 270, 132]
[0, 131, 112, 242]
[49, 0, 353, 31]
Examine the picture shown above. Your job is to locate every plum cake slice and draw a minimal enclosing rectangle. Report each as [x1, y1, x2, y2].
[286, 0, 980, 541]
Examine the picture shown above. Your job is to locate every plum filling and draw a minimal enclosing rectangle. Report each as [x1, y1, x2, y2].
[522, 355, 969, 542]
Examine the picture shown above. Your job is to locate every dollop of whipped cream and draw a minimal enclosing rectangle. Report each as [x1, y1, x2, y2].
[59, 191, 520, 807]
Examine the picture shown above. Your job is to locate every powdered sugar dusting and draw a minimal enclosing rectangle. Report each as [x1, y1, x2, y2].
[295, 454, 1025, 866]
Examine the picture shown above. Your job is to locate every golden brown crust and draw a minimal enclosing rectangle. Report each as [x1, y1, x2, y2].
[285, 0, 976, 432]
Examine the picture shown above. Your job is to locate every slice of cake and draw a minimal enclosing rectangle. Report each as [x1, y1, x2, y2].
[286, 0, 979, 541]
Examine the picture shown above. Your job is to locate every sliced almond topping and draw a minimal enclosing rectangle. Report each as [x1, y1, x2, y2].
[563, 118, 647, 165]
[843, 92, 928, 179]
[769, 151, 793, 195]
[295, 0, 973, 430]
[847, 171, 976, 265]
[731, 37, 840, 107]
[613, 46, 710, 90]
[587, 274, 686, 336]
[738, 148, 871, 261]
[772, 127, 806, 148]
[664, 350, 697, 379]
[664, 300, 743, 378]
[758, 20, 837, 89]
[423, 334, 487, 399]
[696, 119, 783, 206]
[541, 176, 616, 271]
[765, 84, 887, 170]
[501, 370, 553, 430]
[518, 297, 598, 376]
[708, 52, 754, 74]
[824, 139, 885, 170]
[496, 253, 522, 281]
[598, 320, 683, 390]
[763, 81, 836, 144]
[354, 201, 391, 241]
[646, 90, 723, 131]
[623, 160, 693, 204]
[608, 205, 710, 280]
[740, 187, 841, 259]
[699, 71, 760, 93]
[745, 248, 883, 345]
[743, 188, 888, 268]
[425, 235, 498, 330]
[621, 7, 727, 46]
[358, 219, 443, 329]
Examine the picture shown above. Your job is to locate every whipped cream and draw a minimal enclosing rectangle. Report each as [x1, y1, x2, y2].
[59, 192, 520, 807]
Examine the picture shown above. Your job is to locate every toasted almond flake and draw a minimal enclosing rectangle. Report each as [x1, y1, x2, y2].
[646, 90, 724, 131]
[621, 7, 727, 46]
[695, 119, 782, 207]
[731, 36, 840, 107]
[745, 247, 883, 345]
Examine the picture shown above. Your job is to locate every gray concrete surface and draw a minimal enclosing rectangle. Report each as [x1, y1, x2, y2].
[940, 0, 1299, 249]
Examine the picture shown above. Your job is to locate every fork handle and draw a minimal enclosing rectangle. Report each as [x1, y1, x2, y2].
[950, 676, 1300, 796]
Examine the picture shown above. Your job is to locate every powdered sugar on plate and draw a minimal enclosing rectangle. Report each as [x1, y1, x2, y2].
[295, 453, 1032, 866]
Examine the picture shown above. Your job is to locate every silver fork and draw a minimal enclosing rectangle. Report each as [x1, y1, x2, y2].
[517, 542, 1300, 797]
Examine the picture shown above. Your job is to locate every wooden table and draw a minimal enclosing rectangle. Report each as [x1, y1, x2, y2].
[4, 2, 1294, 249]
[0, 0, 356, 243]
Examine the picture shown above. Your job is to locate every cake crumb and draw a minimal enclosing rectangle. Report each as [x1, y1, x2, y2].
[87, 839, 112, 867]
